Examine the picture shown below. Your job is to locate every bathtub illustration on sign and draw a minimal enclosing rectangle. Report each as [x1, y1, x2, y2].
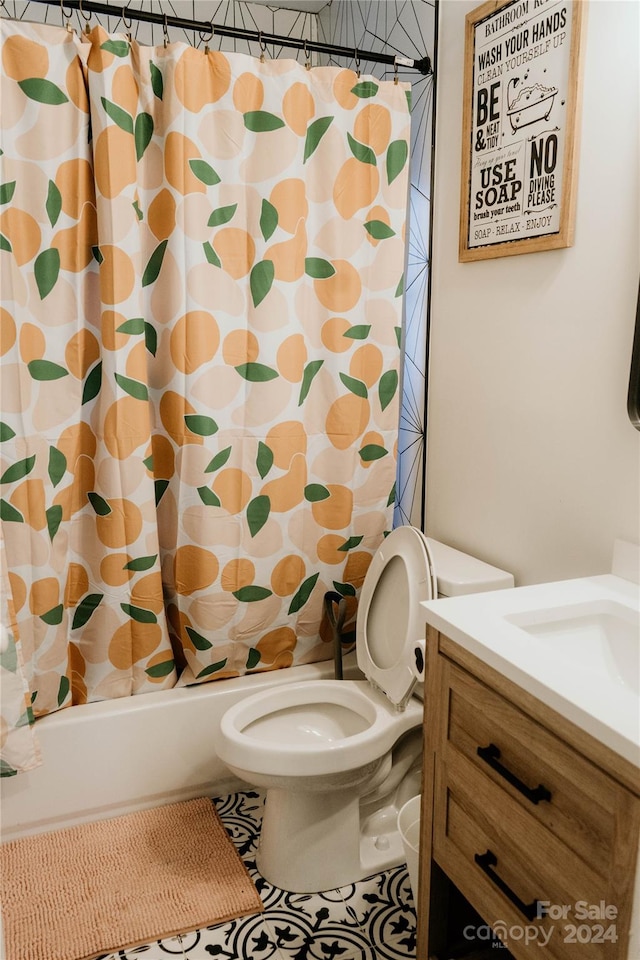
[506, 77, 558, 132]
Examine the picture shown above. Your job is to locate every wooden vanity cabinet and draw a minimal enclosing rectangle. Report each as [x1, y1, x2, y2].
[416, 627, 640, 960]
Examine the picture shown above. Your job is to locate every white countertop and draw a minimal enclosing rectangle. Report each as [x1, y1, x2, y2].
[422, 573, 640, 768]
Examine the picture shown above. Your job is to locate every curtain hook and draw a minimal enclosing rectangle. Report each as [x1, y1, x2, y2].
[393, 60, 399, 84]
[163, 13, 169, 48]
[355, 47, 361, 79]
[122, 4, 132, 41]
[304, 40, 311, 71]
[258, 30, 266, 63]
[60, 0, 74, 33]
[199, 20, 213, 54]
[78, 0, 91, 35]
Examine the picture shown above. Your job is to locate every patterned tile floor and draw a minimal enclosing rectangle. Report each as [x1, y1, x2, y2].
[99, 790, 417, 960]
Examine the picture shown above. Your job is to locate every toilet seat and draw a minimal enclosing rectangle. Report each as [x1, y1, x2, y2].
[218, 680, 423, 779]
[357, 525, 436, 708]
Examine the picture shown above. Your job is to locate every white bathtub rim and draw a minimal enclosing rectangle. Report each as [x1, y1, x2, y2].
[1, 655, 363, 842]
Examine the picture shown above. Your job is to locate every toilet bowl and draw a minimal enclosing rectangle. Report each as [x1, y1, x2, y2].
[217, 526, 514, 893]
[220, 680, 422, 787]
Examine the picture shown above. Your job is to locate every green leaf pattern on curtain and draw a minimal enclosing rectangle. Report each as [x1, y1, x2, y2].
[0, 20, 411, 772]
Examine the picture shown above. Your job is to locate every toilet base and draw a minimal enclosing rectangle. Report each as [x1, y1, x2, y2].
[256, 786, 413, 893]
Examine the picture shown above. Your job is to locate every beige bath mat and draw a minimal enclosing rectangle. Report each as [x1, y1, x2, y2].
[0, 797, 263, 960]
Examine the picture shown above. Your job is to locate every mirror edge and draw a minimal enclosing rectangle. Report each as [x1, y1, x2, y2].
[627, 277, 640, 431]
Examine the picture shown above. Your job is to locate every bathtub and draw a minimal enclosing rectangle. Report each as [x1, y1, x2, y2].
[0, 656, 361, 841]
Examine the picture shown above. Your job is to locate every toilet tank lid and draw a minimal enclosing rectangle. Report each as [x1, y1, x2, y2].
[426, 538, 514, 596]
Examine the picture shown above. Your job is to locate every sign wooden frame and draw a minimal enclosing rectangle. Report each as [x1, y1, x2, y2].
[459, 0, 587, 262]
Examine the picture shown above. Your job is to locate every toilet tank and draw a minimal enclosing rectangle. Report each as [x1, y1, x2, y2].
[426, 538, 514, 597]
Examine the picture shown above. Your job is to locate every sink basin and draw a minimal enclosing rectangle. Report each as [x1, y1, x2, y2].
[422, 548, 640, 764]
[506, 600, 639, 694]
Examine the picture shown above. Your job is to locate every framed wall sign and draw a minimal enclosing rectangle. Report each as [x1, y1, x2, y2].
[459, 0, 587, 261]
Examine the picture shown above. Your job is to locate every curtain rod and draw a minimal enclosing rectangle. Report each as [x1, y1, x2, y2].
[17, 0, 432, 75]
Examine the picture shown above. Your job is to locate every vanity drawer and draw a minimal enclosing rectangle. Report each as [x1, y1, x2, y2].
[438, 660, 625, 876]
[433, 752, 617, 960]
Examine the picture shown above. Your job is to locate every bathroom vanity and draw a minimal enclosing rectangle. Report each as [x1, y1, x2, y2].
[417, 552, 640, 960]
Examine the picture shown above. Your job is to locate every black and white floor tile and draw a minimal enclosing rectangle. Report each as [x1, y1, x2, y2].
[100, 790, 417, 960]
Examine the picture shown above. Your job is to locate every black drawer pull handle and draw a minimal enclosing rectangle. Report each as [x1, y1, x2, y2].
[477, 743, 552, 805]
[474, 850, 540, 921]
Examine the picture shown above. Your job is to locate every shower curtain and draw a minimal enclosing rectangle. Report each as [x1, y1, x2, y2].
[0, 17, 411, 775]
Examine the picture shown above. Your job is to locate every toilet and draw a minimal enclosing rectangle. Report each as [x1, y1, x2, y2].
[217, 526, 513, 893]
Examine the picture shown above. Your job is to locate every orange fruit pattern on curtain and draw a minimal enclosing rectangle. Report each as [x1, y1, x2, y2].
[0, 18, 411, 771]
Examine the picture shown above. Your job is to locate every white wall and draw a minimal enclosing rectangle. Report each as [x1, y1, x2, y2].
[426, 0, 640, 585]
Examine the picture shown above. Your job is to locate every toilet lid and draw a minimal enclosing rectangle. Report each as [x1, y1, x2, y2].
[356, 525, 436, 707]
